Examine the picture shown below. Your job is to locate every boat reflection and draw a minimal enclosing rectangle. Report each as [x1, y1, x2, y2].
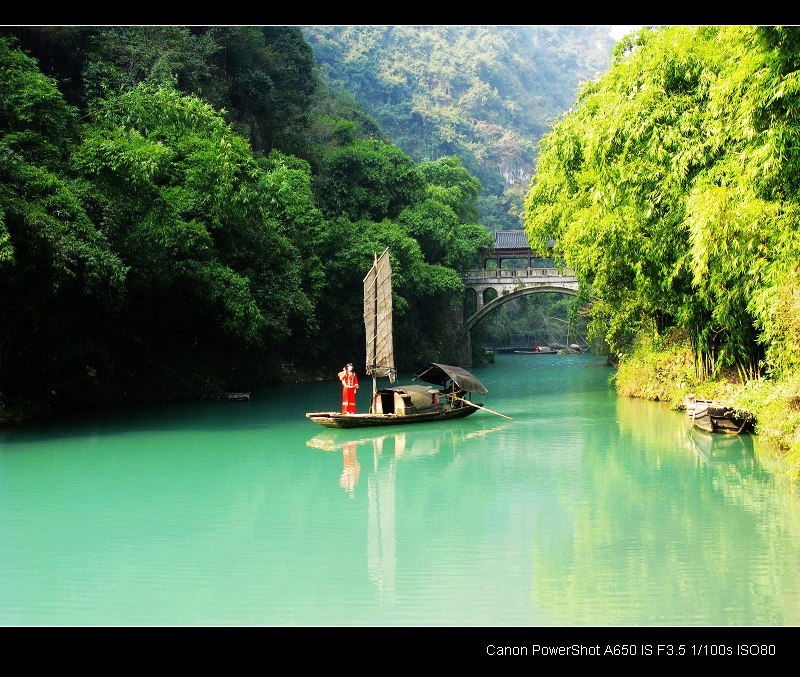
[306, 422, 510, 490]
[614, 392, 759, 467]
[687, 426, 756, 467]
[307, 423, 508, 605]
[340, 441, 361, 495]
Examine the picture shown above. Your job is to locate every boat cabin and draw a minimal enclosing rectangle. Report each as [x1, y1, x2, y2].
[371, 384, 441, 415]
[369, 363, 486, 416]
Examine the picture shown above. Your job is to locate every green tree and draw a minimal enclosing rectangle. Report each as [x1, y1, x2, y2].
[314, 138, 424, 221]
[1, 26, 320, 163]
[525, 27, 721, 373]
[200, 26, 319, 158]
[525, 25, 800, 382]
[82, 26, 220, 99]
[0, 38, 128, 402]
[419, 155, 481, 224]
[303, 25, 616, 229]
[74, 82, 311, 356]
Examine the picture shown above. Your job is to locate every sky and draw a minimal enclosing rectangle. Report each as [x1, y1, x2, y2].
[608, 25, 642, 41]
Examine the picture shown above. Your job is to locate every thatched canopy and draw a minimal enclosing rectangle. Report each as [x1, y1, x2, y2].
[413, 363, 488, 394]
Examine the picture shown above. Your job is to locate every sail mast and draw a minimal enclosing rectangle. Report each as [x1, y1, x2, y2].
[371, 251, 378, 402]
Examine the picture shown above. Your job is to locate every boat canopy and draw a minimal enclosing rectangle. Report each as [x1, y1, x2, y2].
[413, 363, 488, 394]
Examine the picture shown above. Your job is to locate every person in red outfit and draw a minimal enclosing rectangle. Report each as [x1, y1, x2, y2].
[338, 363, 359, 414]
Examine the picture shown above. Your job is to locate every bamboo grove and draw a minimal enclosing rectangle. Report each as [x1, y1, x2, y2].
[525, 26, 800, 475]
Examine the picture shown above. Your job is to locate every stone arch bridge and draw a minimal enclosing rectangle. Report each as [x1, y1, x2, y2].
[453, 231, 579, 366]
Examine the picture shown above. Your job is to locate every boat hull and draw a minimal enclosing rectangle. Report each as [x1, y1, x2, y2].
[305, 403, 481, 429]
[692, 403, 751, 434]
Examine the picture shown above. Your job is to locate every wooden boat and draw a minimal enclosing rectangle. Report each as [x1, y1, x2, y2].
[682, 394, 713, 417]
[513, 346, 557, 354]
[306, 362, 489, 428]
[691, 401, 752, 434]
[306, 248, 498, 429]
[223, 392, 250, 401]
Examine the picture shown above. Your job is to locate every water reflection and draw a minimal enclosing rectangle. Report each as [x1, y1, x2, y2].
[306, 424, 510, 491]
[339, 442, 361, 495]
[5, 353, 800, 626]
[686, 427, 756, 467]
[599, 394, 800, 625]
[306, 424, 509, 607]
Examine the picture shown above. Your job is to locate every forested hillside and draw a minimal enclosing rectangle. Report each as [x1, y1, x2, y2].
[0, 26, 492, 422]
[303, 25, 616, 230]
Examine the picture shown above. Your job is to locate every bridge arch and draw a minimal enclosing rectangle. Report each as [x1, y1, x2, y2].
[454, 230, 580, 366]
[463, 284, 578, 333]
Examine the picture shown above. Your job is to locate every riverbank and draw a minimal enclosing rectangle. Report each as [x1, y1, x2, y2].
[0, 352, 323, 429]
[614, 332, 800, 483]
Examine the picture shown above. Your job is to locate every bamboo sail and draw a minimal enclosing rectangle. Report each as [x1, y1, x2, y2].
[364, 248, 396, 408]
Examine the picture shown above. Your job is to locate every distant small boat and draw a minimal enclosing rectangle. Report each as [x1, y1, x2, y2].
[223, 392, 250, 401]
[514, 346, 557, 354]
[691, 401, 751, 434]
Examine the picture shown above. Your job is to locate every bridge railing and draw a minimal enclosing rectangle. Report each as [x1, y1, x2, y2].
[462, 267, 574, 280]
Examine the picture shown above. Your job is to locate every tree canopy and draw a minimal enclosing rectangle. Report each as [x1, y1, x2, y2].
[303, 25, 616, 230]
[525, 26, 800, 383]
[0, 29, 493, 418]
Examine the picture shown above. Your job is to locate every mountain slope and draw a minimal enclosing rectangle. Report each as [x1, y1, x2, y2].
[303, 25, 617, 228]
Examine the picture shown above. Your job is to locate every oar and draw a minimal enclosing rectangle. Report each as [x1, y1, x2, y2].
[450, 394, 512, 420]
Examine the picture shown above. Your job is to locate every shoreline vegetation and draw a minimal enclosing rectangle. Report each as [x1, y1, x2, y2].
[0, 356, 334, 427]
[522, 26, 800, 487]
[614, 332, 800, 484]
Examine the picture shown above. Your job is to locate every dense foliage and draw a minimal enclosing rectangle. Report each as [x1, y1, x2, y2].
[303, 25, 616, 231]
[0, 28, 492, 420]
[526, 27, 798, 378]
[524, 26, 800, 478]
[4, 24, 800, 479]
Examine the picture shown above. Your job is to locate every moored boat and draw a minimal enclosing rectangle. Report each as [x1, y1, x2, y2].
[223, 391, 250, 401]
[681, 393, 713, 416]
[691, 401, 752, 434]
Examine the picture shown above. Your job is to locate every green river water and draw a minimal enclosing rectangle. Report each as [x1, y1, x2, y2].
[1, 353, 799, 630]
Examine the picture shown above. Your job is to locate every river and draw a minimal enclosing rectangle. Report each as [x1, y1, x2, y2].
[1, 353, 799, 630]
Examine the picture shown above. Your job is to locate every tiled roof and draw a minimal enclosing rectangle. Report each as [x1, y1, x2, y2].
[490, 230, 555, 252]
[494, 230, 531, 250]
